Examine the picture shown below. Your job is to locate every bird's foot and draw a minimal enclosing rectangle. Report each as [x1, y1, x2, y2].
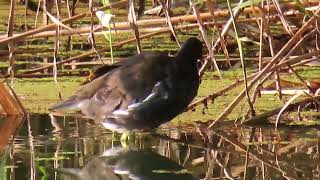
[120, 132, 135, 148]
[120, 132, 135, 142]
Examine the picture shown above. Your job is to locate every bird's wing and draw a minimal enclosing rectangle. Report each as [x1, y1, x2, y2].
[82, 64, 121, 85]
[109, 80, 171, 121]
[76, 85, 127, 120]
[48, 72, 110, 111]
[81, 56, 143, 85]
[49, 52, 172, 120]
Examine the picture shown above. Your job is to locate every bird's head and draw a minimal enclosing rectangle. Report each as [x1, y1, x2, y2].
[177, 37, 203, 61]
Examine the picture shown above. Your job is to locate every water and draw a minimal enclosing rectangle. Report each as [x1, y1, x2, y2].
[1, 114, 320, 179]
[1, 1, 320, 179]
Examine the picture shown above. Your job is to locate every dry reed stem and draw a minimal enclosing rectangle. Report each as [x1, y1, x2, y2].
[187, 74, 256, 110]
[275, 91, 303, 129]
[292, 57, 318, 67]
[214, 130, 297, 179]
[52, 0, 61, 84]
[0, 81, 25, 115]
[215, 50, 320, 121]
[0, 0, 128, 45]
[192, 1, 222, 79]
[206, 0, 230, 67]
[4, 72, 89, 78]
[211, 0, 243, 51]
[0, 1, 317, 42]
[243, 50, 320, 119]
[19, 21, 218, 74]
[20, 49, 98, 74]
[7, 0, 15, 78]
[263, 1, 283, 100]
[0, 115, 24, 154]
[244, 83, 263, 119]
[128, 0, 142, 53]
[208, 7, 320, 129]
[0, 14, 300, 41]
[188, 48, 319, 112]
[115, 1, 316, 30]
[227, 0, 256, 117]
[159, 0, 180, 47]
[243, 95, 320, 125]
[271, 0, 294, 36]
[286, 65, 313, 92]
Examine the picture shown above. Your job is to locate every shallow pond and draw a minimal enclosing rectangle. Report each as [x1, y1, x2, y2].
[1, 113, 320, 179]
[1, 0, 320, 179]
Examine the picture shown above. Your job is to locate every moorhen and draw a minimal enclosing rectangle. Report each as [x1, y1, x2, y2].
[49, 37, 202, 132]
[57, 146, 196, 180]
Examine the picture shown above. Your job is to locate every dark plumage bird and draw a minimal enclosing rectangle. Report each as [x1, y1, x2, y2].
[49, 37, 202, 132]
[57, 146, 196, 180]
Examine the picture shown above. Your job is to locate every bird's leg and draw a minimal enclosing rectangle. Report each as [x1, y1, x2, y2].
[120, 132, 132, 148]
[120, 132, 129, 142]
[127, 131, 135, 141]
[120, 138, 128, 148]
[120, 132, 135, 142]
[112, 131, 117, 140]
[111, 131, 120, 147]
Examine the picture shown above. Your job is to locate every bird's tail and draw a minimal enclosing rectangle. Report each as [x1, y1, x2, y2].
[48, 99, 79, 111]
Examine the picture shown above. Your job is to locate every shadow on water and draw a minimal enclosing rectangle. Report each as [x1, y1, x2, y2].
[0, 113, 320, 179]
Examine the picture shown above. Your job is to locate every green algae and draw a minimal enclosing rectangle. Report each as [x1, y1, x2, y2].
[13, 77, 84, 113]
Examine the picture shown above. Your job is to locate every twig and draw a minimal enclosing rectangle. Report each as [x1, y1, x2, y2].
[275, 92, 304, 129]
[188, 74, 256, 110]
[243, 128, 255, 179]
[191, 0, 222, 79]
[214, 130, 297, 179]
[159, 0, 180, 47]
[226, 0, 255, 117]
[206, 0, 231, 67]
[286, 64, 313, 92]
[128, 0, 142, 53]
[7, 0, 15, 79]
[211, 0, 244, 51]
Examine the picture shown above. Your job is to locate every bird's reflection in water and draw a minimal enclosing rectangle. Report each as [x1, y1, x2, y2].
[58, 146, 196, 180]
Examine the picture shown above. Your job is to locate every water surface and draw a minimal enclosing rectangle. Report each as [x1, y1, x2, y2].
[1, 114, 320, 179]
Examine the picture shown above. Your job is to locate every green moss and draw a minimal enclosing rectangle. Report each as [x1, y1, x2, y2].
[13, 77, 84, 113]
[289, 121, 320, 126]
